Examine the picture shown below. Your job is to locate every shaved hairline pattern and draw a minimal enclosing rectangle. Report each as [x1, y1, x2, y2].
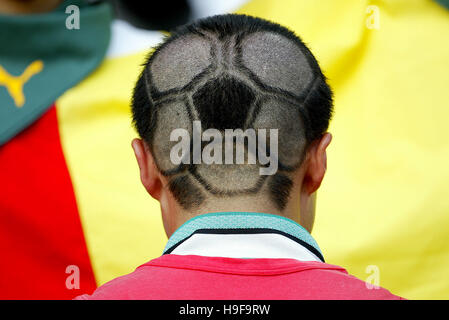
[132, 14, 333, 211]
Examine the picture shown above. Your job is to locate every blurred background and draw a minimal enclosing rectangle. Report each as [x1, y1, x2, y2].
[0, 0, 448, 299]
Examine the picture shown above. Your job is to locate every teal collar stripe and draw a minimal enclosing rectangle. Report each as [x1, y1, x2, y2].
[163, 212, 324, 261]
[0, 0, 112, 145]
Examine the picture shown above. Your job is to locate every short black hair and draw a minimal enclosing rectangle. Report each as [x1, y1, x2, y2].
[132, 14, 333, 211]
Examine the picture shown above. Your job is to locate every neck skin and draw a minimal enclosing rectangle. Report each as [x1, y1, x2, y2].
[132, 133, 331, 240]
[0, 0, 62, 14]
[159, 161, 316, 239]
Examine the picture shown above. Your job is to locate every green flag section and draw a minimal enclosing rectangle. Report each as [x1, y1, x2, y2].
[435, 0, 449, 10]
[0, 0, 112, 145]
[238, 0, 449, 299]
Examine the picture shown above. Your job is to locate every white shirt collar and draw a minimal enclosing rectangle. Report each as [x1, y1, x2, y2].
[163, 212, 325, 263]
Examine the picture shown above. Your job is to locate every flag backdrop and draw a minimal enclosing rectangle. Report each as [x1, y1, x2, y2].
[237, 0, 449, 299]
[0, 0, 448, 299]
[0, 1, 167, 299]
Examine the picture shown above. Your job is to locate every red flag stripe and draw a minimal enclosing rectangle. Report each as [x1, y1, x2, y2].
[0, 105, 97, 299]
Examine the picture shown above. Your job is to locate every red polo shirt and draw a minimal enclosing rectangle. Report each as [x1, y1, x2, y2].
[75, 212, 404, 300]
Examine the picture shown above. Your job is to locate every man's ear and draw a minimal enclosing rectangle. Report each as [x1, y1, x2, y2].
[131, 138, 162, 200]
[302, 133, 332, 195]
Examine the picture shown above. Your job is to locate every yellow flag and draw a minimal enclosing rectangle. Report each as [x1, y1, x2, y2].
[238, 0, 449, 299]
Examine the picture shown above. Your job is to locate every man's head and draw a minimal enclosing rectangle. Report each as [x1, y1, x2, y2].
[131, 14, 333, 236]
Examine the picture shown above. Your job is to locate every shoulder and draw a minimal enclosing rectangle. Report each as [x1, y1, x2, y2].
[73, 257, 179, 300]
[74, 257, 404, 300]
[302, 265, 403, 300]
[73, 265, 157, 300]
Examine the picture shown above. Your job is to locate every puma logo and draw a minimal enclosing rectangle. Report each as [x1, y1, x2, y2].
[0, 60, 44, 108]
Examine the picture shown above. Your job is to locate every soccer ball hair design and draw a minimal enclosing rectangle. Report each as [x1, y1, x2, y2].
[132, 14, 333, 210]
